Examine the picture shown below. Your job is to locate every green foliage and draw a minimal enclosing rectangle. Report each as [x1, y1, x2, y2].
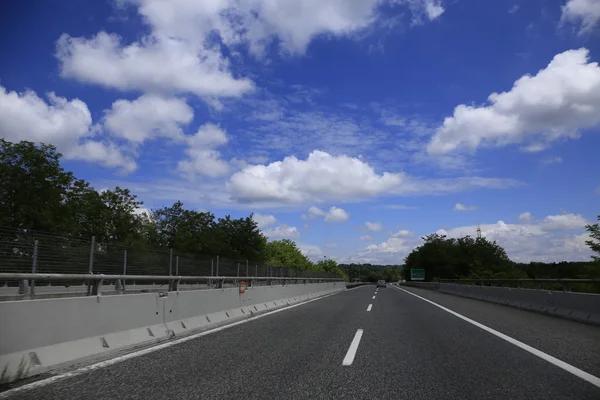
[403, 233, 523, 281]
[584, 216, 600, 278]
[0, 139, 76, 232]
[264, 239, 313, 270]
[315, 258, 349, 281]
[338, 263, 402, 282]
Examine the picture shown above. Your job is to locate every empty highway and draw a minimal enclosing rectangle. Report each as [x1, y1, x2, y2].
[3, 285, 600, 400]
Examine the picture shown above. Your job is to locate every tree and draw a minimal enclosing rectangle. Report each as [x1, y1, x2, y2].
[0, 139, 75, 232]
[403, 233, 521, 281]
[585, 216, 600, 262]
[264, 239, 314, 270]
[584, 216, 600, 279]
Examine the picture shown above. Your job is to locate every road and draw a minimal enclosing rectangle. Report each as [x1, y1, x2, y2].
[3, 285, 600, 399]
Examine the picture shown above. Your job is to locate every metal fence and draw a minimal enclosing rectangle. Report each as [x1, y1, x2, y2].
[0, 226, 338, 279]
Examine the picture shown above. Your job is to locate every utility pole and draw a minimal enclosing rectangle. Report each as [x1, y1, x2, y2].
[477, 225, 482, 239]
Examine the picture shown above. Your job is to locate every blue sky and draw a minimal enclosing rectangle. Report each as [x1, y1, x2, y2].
[1, 0, 599, 264]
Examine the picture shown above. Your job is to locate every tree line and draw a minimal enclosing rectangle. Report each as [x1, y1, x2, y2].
[0, 139, 345, 278]
[402, 225, 600, 284]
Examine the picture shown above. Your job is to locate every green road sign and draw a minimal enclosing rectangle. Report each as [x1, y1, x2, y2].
[410, 269, 425, 281]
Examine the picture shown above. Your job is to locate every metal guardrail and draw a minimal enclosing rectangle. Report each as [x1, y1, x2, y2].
[440, 278, 600, 292]
[0, 273, 343, 299]
[403, 279, 600, 294]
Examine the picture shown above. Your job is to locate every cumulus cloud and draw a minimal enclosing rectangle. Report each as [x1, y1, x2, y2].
[366, 221, 384, 232]
[177, 124, 230, 179]
[519, 212, 532, 223]
[427, 49, 600, 155]
[56, 33, 253, 100]
[228, 150, 404, 203]
[540, 213, 588, 231]
[102, 94, 193, 144]
[123, 0, 441, 56]
[263, 224, 300, 239]
[302, 205, 349, 222]
[561, 0, 600, 34]
[391, 229, 413, 237]
[360, 235, 373, 241]
[0, 86, 135, 172]
[252, 213, 277, 228]
[453, 203, 478, 211]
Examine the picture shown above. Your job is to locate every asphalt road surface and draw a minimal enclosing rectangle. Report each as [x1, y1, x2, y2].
[3, 285, 600, 400]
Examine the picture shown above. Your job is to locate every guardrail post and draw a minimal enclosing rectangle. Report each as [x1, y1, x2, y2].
[87, 236, 95, 296]
[92, 275, 104, 299]
[255, 264, 257, 277]
[246, 259, 248, 277]
[30, 239, 38, 297]
[169, 249, 173, 276]
[173, 276, 180, 292]
[216, 255, 219, 277]
[122, 250, 127, 291]
[18, 280, 29, 295]
[562, 281, 570, 292]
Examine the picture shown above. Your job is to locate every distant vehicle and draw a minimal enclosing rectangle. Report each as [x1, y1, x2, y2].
[376, 280, 387, 288]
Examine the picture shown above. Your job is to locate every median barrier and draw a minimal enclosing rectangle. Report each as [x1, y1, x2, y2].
[438, 283, 600, 325]
[0, 281, 344, 383]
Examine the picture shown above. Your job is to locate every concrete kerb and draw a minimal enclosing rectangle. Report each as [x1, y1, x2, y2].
[438, 283, 600, 326]
[0, 282, 345, 384]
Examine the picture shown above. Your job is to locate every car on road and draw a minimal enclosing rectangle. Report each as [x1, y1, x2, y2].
[376, 280, 387, 288]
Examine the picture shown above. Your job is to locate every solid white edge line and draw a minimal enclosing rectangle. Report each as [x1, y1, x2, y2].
[342, 329, 364, 366]
[367, 304, 373, 312]
[393, 286, 600, 389]
[0, 290, 346, 399]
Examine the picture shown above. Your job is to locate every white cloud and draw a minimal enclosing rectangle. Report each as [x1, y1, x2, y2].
[508, 5, 519, 14]
[519, 212, 533, 223]
[228, 150, 404, 203]
[177, 124, 230, 179]
[56, 32, 254, 100]
[0, 86, 135, 172]
[263, 224, 300, 239]
[324, 206, 350, 222]
[561, 0, 600, 34]
[540, 213, 588, 231]
[427, 49, 600, 155]
[103, 94, 193, 144]
[360, 235, 373, 241]
[453, 203, 478, 211]
[366, 221, 384, 232]
[252, 213, 277, 228]
[122, 0, 406, 56]
[302, 205, 349, 222]
[391, 229, 413, 237]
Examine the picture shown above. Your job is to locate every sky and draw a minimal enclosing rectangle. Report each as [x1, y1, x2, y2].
[1, 0, 599, 265]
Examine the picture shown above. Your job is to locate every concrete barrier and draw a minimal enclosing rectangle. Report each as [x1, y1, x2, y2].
[0, 281, 344, 383]
[439, 283, 600, 325]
